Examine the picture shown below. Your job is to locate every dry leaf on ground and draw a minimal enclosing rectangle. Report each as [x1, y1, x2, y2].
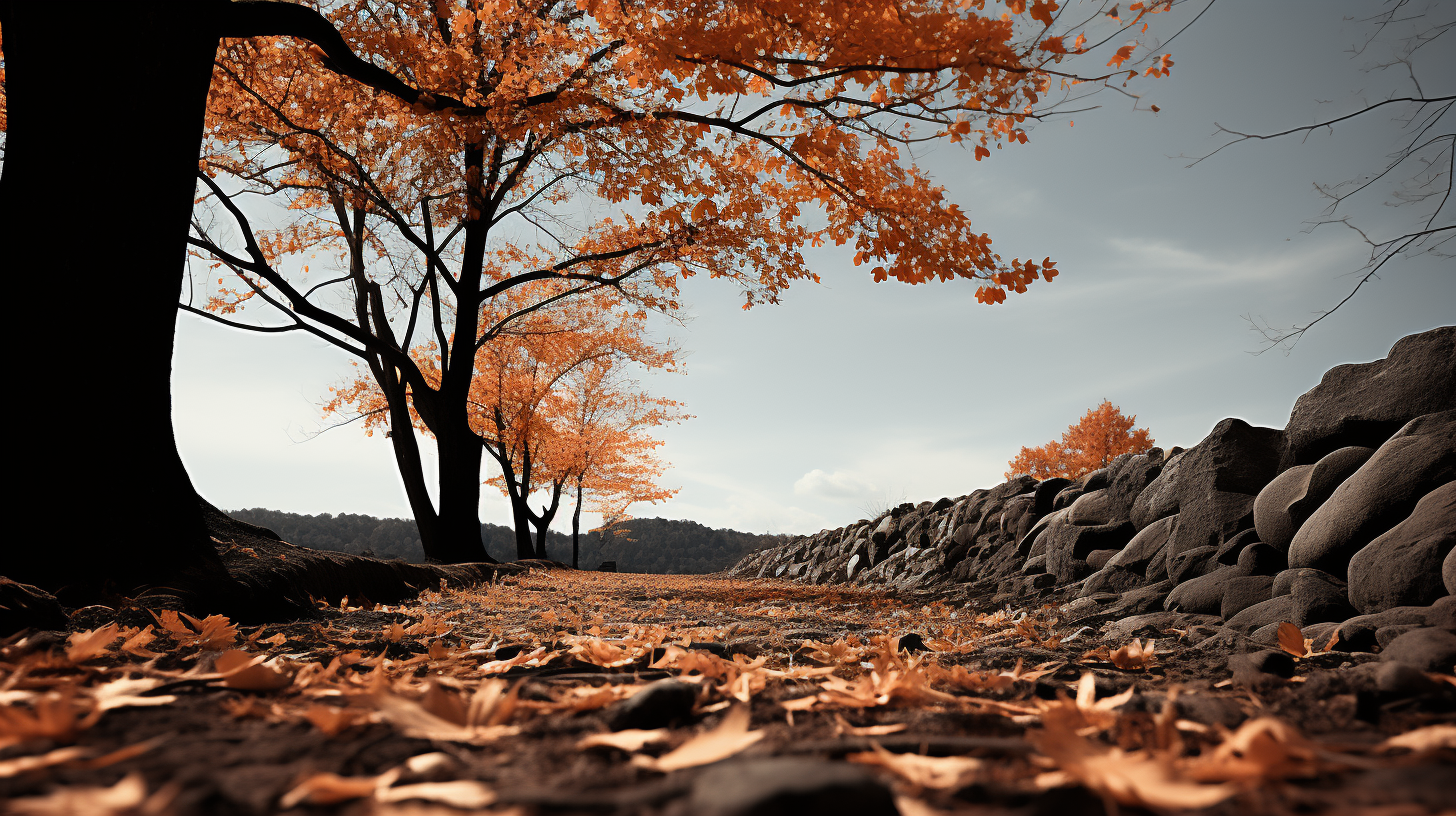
[279, 772, 382, 808]
[0, 688, 101, 747]
[5, 772, 161, 816]
[372, 693, 519, 744]
[66, 624, 121, 663]
[633, 705, 764, 772]
[578, 729, 670, 752]
[1033, 713, 1235, 811]
[1110, 639, 1156, 670]
[1277, 622, 1306, 658]
[1378, 724, 1456, 753]
[376, 780, 496, 808]
[90, 677, 177, 712]
[847, 743, 983, 790]
[214, 651, 293, 691]
[1188, 717, 1325, 782]
[0, 746, 90, 779]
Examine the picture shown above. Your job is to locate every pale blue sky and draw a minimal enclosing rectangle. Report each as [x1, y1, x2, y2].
[173, 0, 1454, 537]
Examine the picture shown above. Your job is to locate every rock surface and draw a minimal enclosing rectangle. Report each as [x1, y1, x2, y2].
[1282, 325, 1455, 467]
[725, 327, 1455, 645]
[1347, 481, 1456, 614]
[1288, 411, 1455, 574]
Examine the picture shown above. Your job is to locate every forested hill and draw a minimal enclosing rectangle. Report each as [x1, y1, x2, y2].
[225, 509, 787, 574]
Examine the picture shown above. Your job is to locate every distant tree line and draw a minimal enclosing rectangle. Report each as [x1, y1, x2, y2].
[226, 509, 786, 574]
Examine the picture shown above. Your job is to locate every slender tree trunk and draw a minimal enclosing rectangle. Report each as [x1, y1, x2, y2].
[0, 3, 238, 604]
[571, 480, 584, 569]
[494, 446, 537, 560]
[530, 481, 563, 560]
[384, 396, 445, 558]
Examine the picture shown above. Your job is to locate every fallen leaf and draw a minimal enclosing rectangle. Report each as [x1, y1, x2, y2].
[90, 677, 176, 711]
[279, 772, 382, 808]
[1377, 724, 1456, 753]
[1110, 639, 1156, 670]
[66, 624, 121, 663]
[372, 693, 519, 744]
[577, 729, 670, 752]
[6, 772, 150, 815]
[304, 704, 369, 737]
[118, 626, 163, 659]
[829, 713, 907, 736]
[1276, 622, 1306, 658]
[848, 743, 982, 790]
[1033, 713, 1235, 810]
[152, 610, 238, 650]
[377, 780, 495, 808]
[634, 705, 764, 772]
[0, 687, 100, 747]
[215, 650, 293, 691]
[82, 736, 167, 769]
[1187, 717, 1321, 782]
[0, 746, 90, 779]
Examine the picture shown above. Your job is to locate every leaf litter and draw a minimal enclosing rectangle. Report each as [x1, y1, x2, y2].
[1, 569, 1452, 814]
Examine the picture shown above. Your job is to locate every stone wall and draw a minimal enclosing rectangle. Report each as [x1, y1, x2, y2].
[727, 326, 1456, 657]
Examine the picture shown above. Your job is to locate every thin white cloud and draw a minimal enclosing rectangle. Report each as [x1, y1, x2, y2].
[793, 468, 879, 500]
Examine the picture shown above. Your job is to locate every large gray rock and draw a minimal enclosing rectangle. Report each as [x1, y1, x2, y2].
[1290, 573, 1357, 626]
[1253, 464, 1313, 554]
[1105, 514, 1175, 574]
[1080, 565, 1146, 596]
[1288, 411, 1456, 575]
[1131, 418, 1283, 574]
[1253, 446, 1375, 552]
[1272, 568, 1346, 599]
[1165, 566, 1248, 615]
[1032, 478, 1073, 516]
[1347, 481, 1456, 614]
[1289, 446, 1378, 530]
[1225, 594, 1297, 633]
[1043, 513, 1135, 584]
[1221, 575, 1276, 620]
[1330, 605, 1435, 652]
[1447, 544, 1456, 596]
[1282, 326, 1456, 468]
[1215, 528, 1260, 565]
[1379, 628, 1456, 673]
[1103, 450, 1165, 521]
[1169, 545, 1219, 584]
[1067, 489, 1118, 526]
[1236, 542, 1287, 576]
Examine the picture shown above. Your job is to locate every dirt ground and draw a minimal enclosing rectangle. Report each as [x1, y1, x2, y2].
[2, 569, 1453, 815]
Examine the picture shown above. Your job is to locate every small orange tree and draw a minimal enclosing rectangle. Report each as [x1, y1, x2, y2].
[1006, 400, 1154, 479]
[470, 290, 683, 560]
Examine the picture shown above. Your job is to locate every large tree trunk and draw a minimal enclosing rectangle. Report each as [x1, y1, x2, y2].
[0, 2, 500, 616]
[432, 421, 490, 563]
[0, 2, 239, 607]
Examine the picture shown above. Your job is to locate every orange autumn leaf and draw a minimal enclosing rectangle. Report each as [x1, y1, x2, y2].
[1276, 622, 1306, 658]
[632, 704, 764, 772]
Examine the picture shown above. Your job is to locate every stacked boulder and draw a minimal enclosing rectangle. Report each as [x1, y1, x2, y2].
[727, 326, 1456, 660]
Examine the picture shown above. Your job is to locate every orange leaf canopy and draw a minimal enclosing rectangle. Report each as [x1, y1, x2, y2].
[203, 0, 1178, 316]
[1006, 400, 1155, 480]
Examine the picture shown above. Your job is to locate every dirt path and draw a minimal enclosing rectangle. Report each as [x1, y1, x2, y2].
[2, 570, 1452, 814]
